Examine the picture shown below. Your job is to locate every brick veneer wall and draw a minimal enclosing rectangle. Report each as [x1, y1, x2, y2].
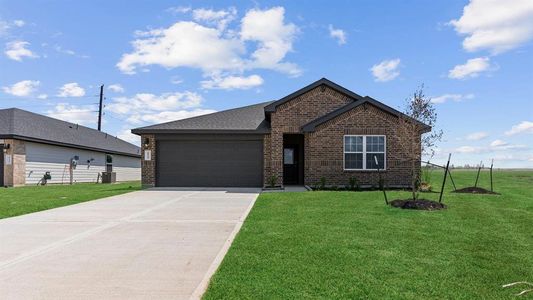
[140, 134, 156, 188]
[305, 103, 420, 187]
[2, 139, 26, 187]
[266, 85, 353, 185]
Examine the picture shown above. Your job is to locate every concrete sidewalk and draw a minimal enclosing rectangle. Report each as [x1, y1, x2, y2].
[0, 188, 259, 299]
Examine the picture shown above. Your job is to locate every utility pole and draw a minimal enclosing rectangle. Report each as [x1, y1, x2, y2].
[97, 84, 104, 131]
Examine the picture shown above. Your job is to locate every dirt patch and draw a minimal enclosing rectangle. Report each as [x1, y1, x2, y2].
[453, 187, 499, 194]
[390, 199, 446, 210]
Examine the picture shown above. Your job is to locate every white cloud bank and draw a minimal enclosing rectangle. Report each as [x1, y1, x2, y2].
[448, 57, 493, 79]
[201, 74, 263, 90]
[107, 91, 216, 125]
[466, 131, 489, 141]
[328, 25, 347, 45]
[4, 40, 38, 61]
[2, 80, 40, 96]
[117, 7, 300, 89]
[449, 0, 533, 54]
[108, 84, 125, 93]
[370, 59, 401, 82]
[505, 121, 533, 135]
[57, 82, 86, 97]
[47, 104, 96, 126]
[432, 93, 475, 104]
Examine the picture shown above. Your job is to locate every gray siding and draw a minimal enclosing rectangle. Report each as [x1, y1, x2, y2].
[25, 142, 140, 184]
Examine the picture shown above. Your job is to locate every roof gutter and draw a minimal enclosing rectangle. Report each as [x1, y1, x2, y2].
[0, 134, 141, 158]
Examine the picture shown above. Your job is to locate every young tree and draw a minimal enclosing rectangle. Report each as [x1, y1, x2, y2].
[395, 85, 443, 200]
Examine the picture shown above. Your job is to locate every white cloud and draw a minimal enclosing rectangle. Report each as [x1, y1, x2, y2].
[2, 80, 40, 96]
[108, 84, 125, 93]
[4, 40, 38, 61]
[13, 20, 25, 27]
[192, 7, 236, 30]
[0, 19, 25, 36]
[241, 7, 300, 76]
[46, 104, 96, 125]
[37, 94, 48, 99]
[505, 121, 533, 135]
[117, 21, 244, 74]
[328, 24, 347, 45]
[448, 57, 492, 79]
[108, 91, 203, 115]
[490, 139, 508, 147]
[201, 74, 264, 90]
[449, 0, 533, 54]
[466, 131, 489, 140]
[431, 93, 475, 104]
[166, 6, 191, 14]
[57, 82, 86, 97]
[126, 109, 216, 124]
[455, 140, 528, 154]
[107, 90, 216, 126]
[117, 6, 300, 82]
[370, 58, 401, 82]
[455, 146, 480, 153]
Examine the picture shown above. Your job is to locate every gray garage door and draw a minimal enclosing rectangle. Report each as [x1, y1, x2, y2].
[156, 139, 263, 187]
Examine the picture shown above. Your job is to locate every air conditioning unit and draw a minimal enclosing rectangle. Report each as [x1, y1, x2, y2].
[101, 172, 116, 184]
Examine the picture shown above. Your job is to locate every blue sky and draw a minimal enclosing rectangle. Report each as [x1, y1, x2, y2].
[1, 0, 532, 167]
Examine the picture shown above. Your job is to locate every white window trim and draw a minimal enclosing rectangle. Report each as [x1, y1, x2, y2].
[343, 135, 387, 171]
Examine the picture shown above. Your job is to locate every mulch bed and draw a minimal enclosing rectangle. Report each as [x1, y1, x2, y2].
[453, 187, 499, 194]
[390, 199, 446, 210]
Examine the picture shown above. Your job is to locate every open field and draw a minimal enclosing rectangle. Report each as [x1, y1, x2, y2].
[204, 170, 533, 299]
[0, 182, 141, 219]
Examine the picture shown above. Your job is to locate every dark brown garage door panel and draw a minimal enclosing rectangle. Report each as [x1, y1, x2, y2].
[157, 139, 263, 187]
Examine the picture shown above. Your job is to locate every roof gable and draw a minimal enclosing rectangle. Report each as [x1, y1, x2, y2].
[0, 108, 140, 157]
[264, 78, 364, 113]
[302, 97, 432, 132]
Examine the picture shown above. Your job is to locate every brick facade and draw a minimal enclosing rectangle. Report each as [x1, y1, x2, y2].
[266, 85, 352, 185]
[139, 83, 421, 188]
[266, 85, 420, 188]
[140, 134, 156, 188]
[305, 103, 419, 187]
[2, 139, 26, 187]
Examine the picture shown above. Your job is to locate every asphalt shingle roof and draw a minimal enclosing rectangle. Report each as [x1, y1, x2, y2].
[132, 101, 274, 134]
[0, 108, 140, 157]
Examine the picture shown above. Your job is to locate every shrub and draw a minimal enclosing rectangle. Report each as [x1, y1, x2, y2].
[378, 177, 385, 190]
[268, 175, 278, 188]
[319, 177, 327, 190]
[348, 177, 359, 191]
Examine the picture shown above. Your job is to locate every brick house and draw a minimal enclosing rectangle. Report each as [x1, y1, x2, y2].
[132, 78, 430, 188]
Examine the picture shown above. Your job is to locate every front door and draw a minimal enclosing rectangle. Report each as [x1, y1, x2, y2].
[283, 145, 299, 184]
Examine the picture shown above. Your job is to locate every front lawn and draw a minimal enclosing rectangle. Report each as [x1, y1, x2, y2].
[204, 170, 533, 299]
[0, 181, 141, 219]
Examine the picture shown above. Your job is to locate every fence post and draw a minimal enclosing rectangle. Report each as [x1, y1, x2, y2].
[490, 159, 494, 192]
[474, 160, 482, 187]
[448, 169, 457, 191]
[439, 153, 451, 203]
[375, 156, 388, 205]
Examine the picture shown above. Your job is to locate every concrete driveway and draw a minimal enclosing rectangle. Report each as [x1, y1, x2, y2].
[0, 188, 260, 299]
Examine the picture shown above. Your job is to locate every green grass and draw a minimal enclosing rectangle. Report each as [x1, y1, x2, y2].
[0, 181, 141, 219]
[204, 170, 533, 299]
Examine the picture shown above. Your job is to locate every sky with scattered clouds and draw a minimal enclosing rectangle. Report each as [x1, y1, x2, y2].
[0, 0, 532, 167]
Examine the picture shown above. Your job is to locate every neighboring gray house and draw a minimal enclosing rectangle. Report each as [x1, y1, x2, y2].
[0, 108, 141, 187]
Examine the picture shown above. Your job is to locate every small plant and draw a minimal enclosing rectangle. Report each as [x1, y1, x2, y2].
[268, 175, 278, 188]
[348, 177, 359, 191]
[378, 177, 385, 190]
[319, 177, 327, 190]
[331, 185, 338, 191]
